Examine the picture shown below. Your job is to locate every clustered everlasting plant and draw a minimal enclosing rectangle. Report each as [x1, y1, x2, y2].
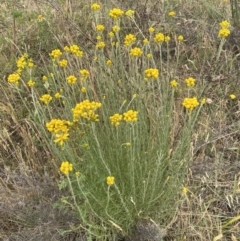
[7, 2, 229, 240]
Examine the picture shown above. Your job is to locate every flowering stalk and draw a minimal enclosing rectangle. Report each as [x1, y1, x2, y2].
[216, 37, 226, 62]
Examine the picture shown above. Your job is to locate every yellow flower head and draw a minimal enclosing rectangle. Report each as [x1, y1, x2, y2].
[230, 94, 236, 100]
[27, 80, 35, 87]
[165, 36, 171, 42]
[182, 187, 188, 194]
[182, 97, 199, 111]
[8, 73, 21, 85]
[185, 77, 196, 87]
[72, 100, 102, 122]
[108, 31, 115, 38]
[106, 60, 112, 66]
[168, 11, 175, 17]
[109, 113, 123, 127]
[96, 35, 102, 41]
[123, 110, 138, 122]
[146, 53, 151, 59]
[144, 68, 159, 80]
[38, 14, 44, 22]
[125, 10, 134, 17]
[46, 118, 71, 134]
[66, 75, 77, 84]
[143, 38, 149, 45]
[16, 54, 27, 70]
[112, 25, 120, 32]
[79, 69, 90, 81]
[54, 133, 69, 145]
[109, 8, 124, 20]
[154, 33, 165, 43]
[27, 59, 34, 68]
[218, 28, 230, 38]
[50, 49, 62, 59]
[55, 92, 61, 98]
[124, 34, 136, 47]
[96, 24, 105, 31]
[96, 41, 105, 49]
[148, 27, 155, 33]
[201, 98, 206, 104]
[60, 161, 73, 175]
[220, 20, 230, 29]
[81, 87, 86, 93]
[59, 59, 68, 68]
[66, 44, 83, 57]
[170, 80, 178, 88]
[130, 47, 143, 57]
[91, 3, 101, 10]
[178, 35, 184, 41]
[40, 94, 52, 105]
[107, 176, 115, 186]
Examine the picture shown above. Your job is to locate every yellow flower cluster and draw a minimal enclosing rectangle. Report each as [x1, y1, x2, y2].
[178, 35, 184, 41]
[124, 34, 136, 47]
[143, 38, 149, 45]
[185, 77, 196, 87]
[64, 44, 83, 57]
[91, 3, 101, 10]
[170, 80, 178, 88]
[109, 31, 115, 37]
[60, 161, 73, 175]
[59, 59, 68, 68]
[165, 36, 171, 42]
[168, 11, 175, 17]
[109, 8, 124, 20]
[154, 33, 165, 43]
[130, 47, 143, 57]
[55, 92, 61, 98]
[109, 113, 123, 126]
[96, 24, 105, 31]
[16, 53, 34, 70]
[46, 119, 72, 145]
[96, 41, 106, 49]
[112, 25, 120, 32]
[146, 53, 151, 59]
[40, 94, 52, 105]
[46, 119, 72, 134]
[148, 27, 155, 33]
[123, 110, 138, 122]
[125, 10, 134, 17]
[8, 54, 35, 85]
[107, 176, 115, 186]
[79, 69, 90, 81]
[72, 100, 102, 122]
[218, 20, 231, 38]
[220, 20, 230, 29]
[230, 94, 236, 100]
[218, 28, 230, 38]
[50, 49, 62, 59]
[81, 87, 86, 93]
[27, 80, 35, 87]
[96, 35, 101, 41]
[144, 68, 159, 80]
[182, 97, 199, 111]
[8, 73, 21, 85]
[106, 60, 112, 66]
[66, 75, 77, 84]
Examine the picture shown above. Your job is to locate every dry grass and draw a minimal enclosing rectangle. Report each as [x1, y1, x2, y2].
[0, 0, 240, 240]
